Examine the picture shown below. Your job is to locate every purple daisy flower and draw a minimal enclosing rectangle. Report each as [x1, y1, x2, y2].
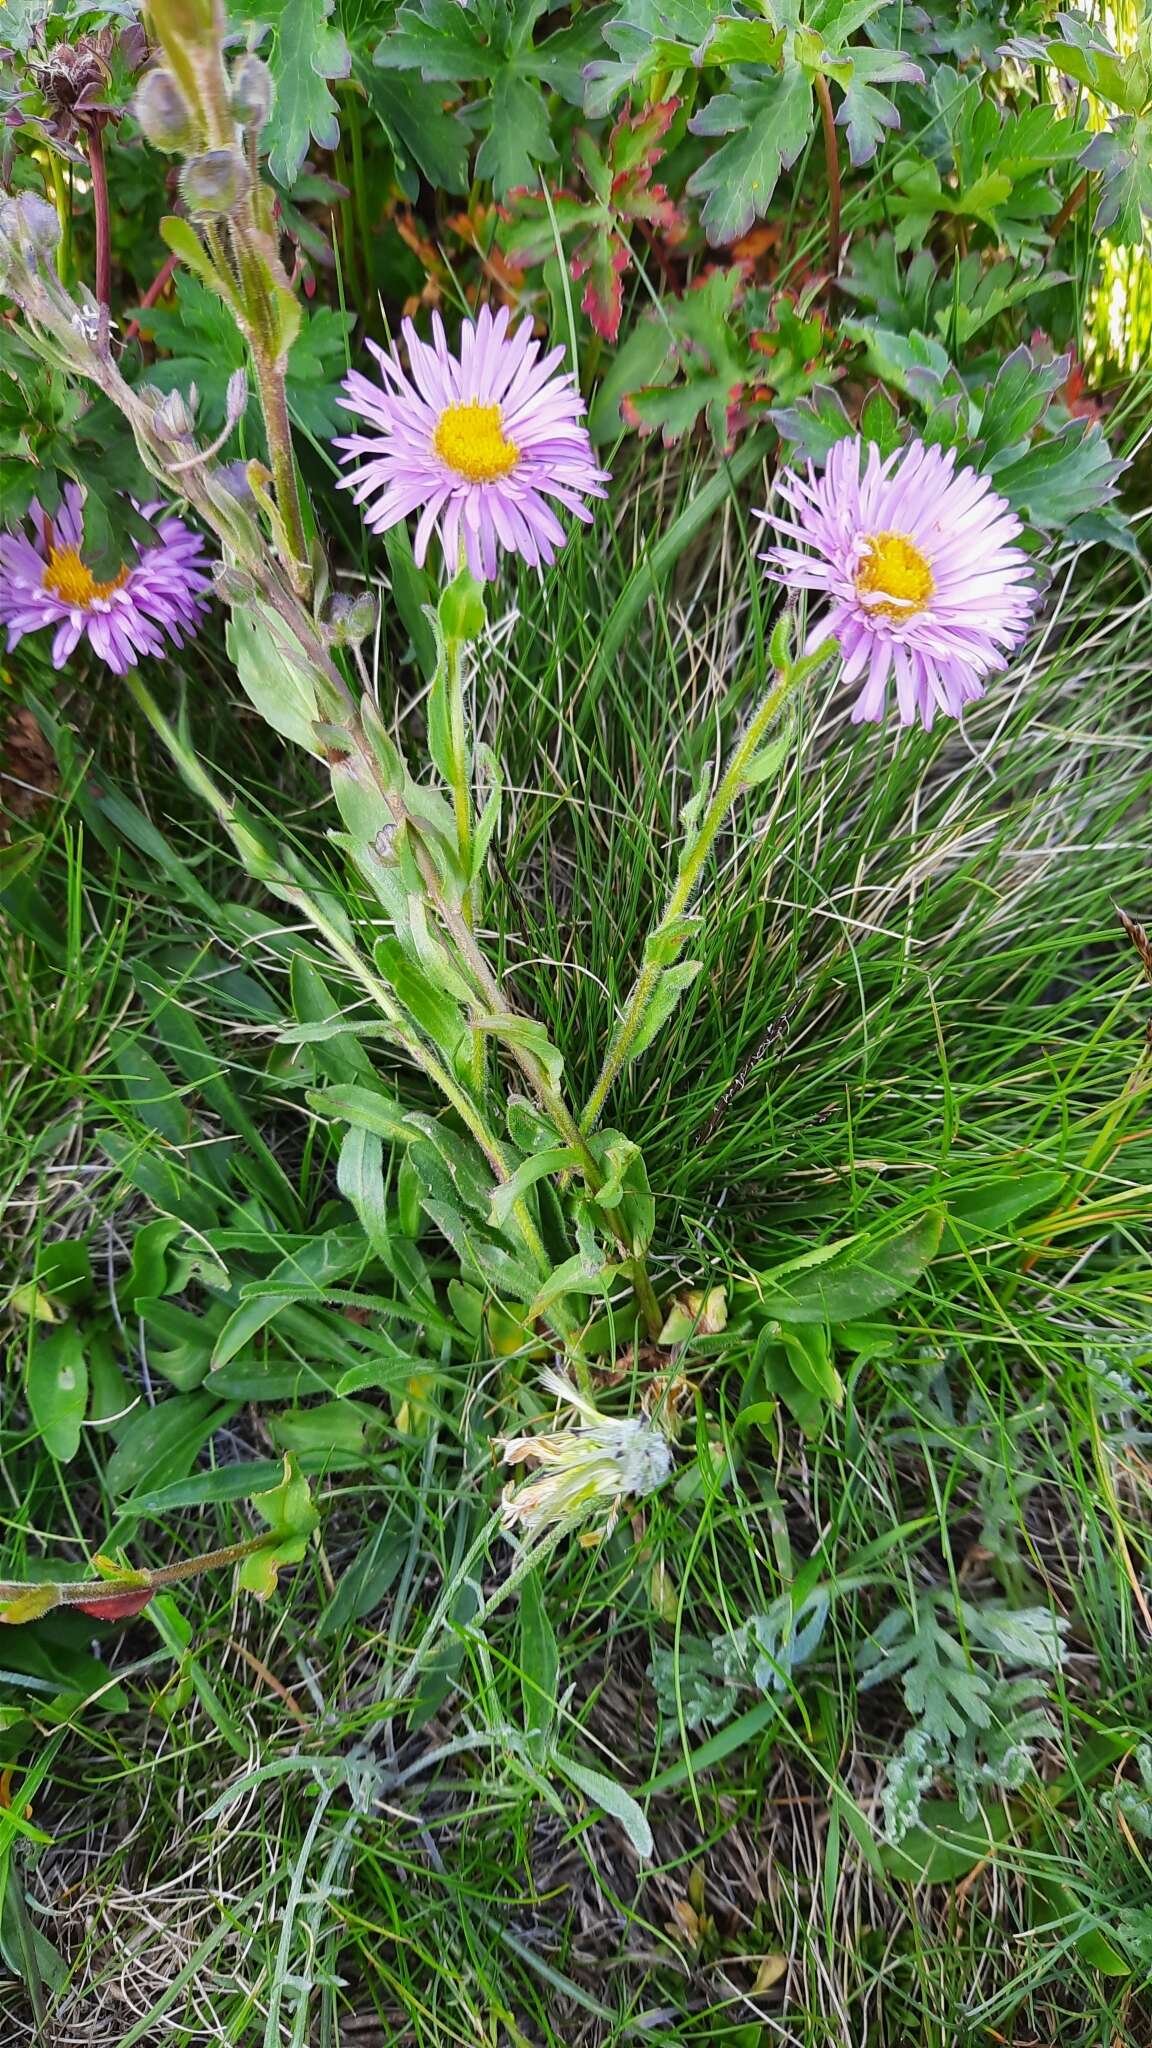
[760, 436, 1037, 730]
[334, 304, 609, 580]
[0, 484, 211, 675]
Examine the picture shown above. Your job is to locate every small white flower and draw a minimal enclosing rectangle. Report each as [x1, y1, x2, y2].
[496, 1368, 674, 1543]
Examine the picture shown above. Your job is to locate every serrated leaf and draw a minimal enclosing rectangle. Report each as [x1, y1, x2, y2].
[247, 0, 351, 186]
[373, 0, 591, 196]
[1087, 67, 1148, 176]
[688, 70, 814, 244]
[476, 69, 557, 193]
[363, 68, 472, 193]
[769, 384, 855, 462]
[836, 46, 923, 166]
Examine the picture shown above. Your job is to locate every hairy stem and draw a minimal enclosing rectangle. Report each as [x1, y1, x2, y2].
[445, 632, 475, 923]
[120, 670, 561, 1316]
[249, 339, 312, 593]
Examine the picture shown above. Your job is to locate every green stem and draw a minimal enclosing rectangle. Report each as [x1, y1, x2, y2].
[580, 652, 819, 1137]
[441, 630, 486, 1093]
[346, 700, 664, 1331]
[348, 94, 373, 308]
[249, 340, 312, 593]
[120, 671, 560, 1316]
[389, 1521, 566, 1707]
[46, 150, 71, 286]
[0, 1534, 274, 1612]
[626, 1258, 663, 1340]
[444, 631, 474, 918]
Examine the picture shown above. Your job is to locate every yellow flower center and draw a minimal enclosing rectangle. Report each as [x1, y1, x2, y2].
[854, 531, 934, 618]
[432, 401, 519, 484]
[41, 545, 129, 609]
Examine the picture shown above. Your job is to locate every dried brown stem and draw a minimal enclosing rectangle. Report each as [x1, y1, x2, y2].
[813, 74, 842, 286]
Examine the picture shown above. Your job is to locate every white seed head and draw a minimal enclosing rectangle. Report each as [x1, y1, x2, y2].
[496, 1370, 674, 1541]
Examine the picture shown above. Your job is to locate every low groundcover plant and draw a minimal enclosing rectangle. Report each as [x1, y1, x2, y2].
[3, 1, 1150, 2032]
[0, 0, 1048, 1619]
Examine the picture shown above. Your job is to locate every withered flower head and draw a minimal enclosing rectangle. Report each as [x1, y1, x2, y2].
[24, 26, 147, 152]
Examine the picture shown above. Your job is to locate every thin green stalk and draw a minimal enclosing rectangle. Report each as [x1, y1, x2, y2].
[388, 1521, 567, 1707]
[580, 648, 825, 1135]
[348, 92, 373, 310]
[249, 339, 312, 591]
[46, 150, 71, 285]
[445, 631, 475, 923]
[441, 629, 486, 1093]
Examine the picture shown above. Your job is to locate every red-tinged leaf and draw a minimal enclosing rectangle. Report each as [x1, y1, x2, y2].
[498, 103, 682, 336]
[73, 1588, 156, 1622]
[609, 98, 680, 177]
[573, 242, 629, 340]
[617, 180, 684, 236]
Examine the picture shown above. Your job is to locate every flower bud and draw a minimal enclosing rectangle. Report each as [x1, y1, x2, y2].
[134, 68, 198, 154]
[213, 459, 255, 506]
[179, 148, 251, 217]
[324, 589, 378, 648]
[0, 192, 63, 264]
[230, 54, 274, 132]
[151, 385, 198, 439]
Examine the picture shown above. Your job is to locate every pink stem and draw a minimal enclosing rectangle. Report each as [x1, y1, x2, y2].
[87, 119, 112, 310]
[124, 249, 180, 342]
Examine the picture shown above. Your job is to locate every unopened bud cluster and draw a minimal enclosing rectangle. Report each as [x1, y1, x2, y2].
[133, 49, 272, 159]
[324, 590, 379, 648]
[0, 191, 63, 269]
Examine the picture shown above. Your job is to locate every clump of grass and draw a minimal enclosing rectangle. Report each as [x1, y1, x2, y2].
[2, 454, 1152, 2046]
